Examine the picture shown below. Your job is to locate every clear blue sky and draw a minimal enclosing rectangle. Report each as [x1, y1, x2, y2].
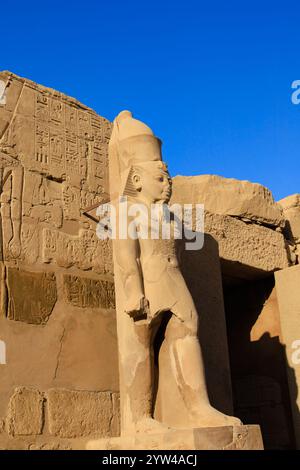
[1, 0, 299, 200]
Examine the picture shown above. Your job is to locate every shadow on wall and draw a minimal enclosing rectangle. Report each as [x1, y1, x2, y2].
[223, 276, 298, 449]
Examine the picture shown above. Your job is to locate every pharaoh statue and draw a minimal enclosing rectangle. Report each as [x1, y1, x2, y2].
[108, 111, 241, 436]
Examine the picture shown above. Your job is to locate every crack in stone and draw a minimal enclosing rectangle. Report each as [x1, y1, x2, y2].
[108, 393, 114, 435]
[53, 327, 66, 381]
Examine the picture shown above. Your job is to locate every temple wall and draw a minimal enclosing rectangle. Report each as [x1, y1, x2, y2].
[0, 72, 119, 448]
[0, 71, 298, 449]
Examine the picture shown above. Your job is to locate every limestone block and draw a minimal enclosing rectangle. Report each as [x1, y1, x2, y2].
[278, 194, 300, 243]
[6, 387, 44, 436]
[47, 389, 115, 438]
[6, 268, 57, 324]
[171, 178, 289, 278]
[172, 175, 284, 228]
[87, 425, 263, 450]
[204, 211, 289, 278]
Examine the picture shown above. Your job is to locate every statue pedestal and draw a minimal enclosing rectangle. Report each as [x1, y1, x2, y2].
[86, 425, 263, 450]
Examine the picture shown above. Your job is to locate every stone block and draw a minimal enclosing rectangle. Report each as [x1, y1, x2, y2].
[172, 175, 284, 228]
[278, 194, 300, 243]
[47, 389, 114, 438]
[6, 387, 44, 436]
[204, 211, 289, 278]
[87, 425, 263, 450]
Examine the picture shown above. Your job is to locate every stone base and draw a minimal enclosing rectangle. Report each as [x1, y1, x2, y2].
[86, 425, 263, 450]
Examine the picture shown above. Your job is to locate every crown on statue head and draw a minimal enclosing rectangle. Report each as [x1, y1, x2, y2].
[109, 110, 167, 196]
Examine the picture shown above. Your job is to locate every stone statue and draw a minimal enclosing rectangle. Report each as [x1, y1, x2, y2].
[109, 111, 241, 436]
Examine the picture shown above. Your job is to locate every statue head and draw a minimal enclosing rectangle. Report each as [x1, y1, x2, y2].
[109, 110, 172, 203]
[125, 161, 172, 204]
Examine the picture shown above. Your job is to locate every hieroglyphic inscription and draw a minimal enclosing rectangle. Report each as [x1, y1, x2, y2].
[36, 93, 49, 121]
[6, 268, 57, 324]
[36, 123, 49, 164]
[50, 129, 64, 168]
[65, 130, 79, 174]
[65, 105, 77, 129]
[42, 227, 113, 274]
[64, 274, 115, 309]
[1, 72, 112, 276]
[50, 99, 64, 125]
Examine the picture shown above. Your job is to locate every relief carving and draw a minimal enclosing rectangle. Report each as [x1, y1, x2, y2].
[64, 274, 115, 309]
[6, 268, 57, 324]
[0, 73, 112, 270]
[0, 72, 113, 328]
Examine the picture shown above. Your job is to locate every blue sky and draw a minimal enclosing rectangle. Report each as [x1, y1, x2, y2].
[1, 0, 299, 200]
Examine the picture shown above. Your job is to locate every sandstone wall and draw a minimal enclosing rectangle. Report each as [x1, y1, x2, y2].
[275, 265, 300, 449]
[0, 72, 119, 448]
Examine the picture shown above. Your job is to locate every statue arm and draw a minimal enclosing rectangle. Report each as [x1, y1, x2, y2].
[114, 236, 148, 319]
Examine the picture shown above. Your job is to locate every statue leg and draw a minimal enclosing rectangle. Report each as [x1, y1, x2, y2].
[118, 312, 170, 435]
[165, 310, 241, 427]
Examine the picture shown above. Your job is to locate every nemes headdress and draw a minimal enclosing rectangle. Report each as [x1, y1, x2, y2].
[108, 110, 168, 199]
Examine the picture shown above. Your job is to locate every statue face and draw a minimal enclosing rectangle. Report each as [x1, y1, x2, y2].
[132, 167, 172, 203]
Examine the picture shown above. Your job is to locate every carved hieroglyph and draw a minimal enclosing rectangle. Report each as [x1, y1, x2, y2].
[64, 274, 115, 309]
[0, 71, 112, 269]
[6, 268, 57, 325]
[0, 71, 113, 322]
[109, 111, 242, 436]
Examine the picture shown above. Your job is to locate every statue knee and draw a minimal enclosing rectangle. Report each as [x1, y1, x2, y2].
[165, 311, 198, 343]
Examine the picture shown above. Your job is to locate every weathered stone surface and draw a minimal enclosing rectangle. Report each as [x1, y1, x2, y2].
[172, 175, 285, 228]
[170, 178, 290, 279]
[64, 274, 115, 309]
[275, 265, 300, 449]
[6, 268, 57, 324]
[6, 387, 44, 436]
[47, 389, 115, 438]
[110, 393, 121, 437]
[0, 305, 119, 413]
[0, 71, 119, 449]
[29, 442, 72, 450]
[87, 425, 263, 450]
[204, 211, 289, 278]
[0, 70, 112, 273]
[278, 194, 300, 244]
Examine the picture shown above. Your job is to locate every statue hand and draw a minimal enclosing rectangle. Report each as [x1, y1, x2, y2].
[125, 295, 149, 320]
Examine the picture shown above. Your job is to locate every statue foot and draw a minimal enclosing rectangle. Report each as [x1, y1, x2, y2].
[135, 417, 171, 435]
[189, 405, 242, 428]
